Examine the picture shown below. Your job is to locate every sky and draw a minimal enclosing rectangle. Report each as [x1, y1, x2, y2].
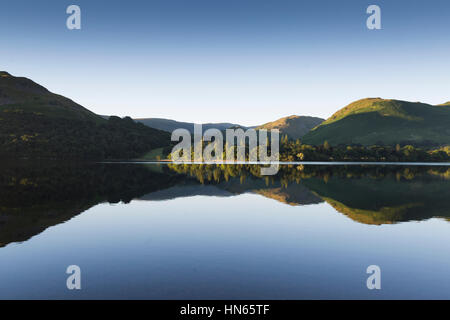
[1, 0, 449, 125]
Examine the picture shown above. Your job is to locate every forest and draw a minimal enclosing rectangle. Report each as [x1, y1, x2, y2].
[0, 111, 170, 159]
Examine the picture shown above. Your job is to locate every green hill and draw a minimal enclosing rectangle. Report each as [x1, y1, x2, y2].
[0, 71, 170, 159]
[302, 98, 450, 146]
[257, 115, 324, 140]
[0, 71, 99, 121]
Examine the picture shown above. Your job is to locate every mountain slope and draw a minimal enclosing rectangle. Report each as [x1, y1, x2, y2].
[302, 98, 450, 146]
[135, 118, 250, 133]
[257, 115, 324, 140]
[0, 71, 100, 121]
[0, 72, 170, 159]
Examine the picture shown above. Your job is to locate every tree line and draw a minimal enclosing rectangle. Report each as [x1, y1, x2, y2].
[0, 112, 170, 159]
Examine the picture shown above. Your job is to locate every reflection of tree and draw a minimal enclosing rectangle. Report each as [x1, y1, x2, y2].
[168, 163, 450, 225]
[1, 162, 449, 247]
[301, 170, 450, 224]
[168, 163, 450, 186]
[0, 162, 183, 247]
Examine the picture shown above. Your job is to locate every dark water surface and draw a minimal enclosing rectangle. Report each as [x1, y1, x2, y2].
[0, 162, 449, 299]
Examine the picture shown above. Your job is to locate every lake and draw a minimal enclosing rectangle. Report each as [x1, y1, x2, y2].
[0, 162, 449, 299]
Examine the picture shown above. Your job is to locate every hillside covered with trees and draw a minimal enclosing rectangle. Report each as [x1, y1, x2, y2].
[0, 71, 170, 159]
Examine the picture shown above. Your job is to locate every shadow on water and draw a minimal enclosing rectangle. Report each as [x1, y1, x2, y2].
[0, 161, 184, 247]
[0, 161, 449, 247]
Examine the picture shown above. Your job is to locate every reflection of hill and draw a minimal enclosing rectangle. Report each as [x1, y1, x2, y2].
[0, 162, 183, 247]
[302, 174, 450, 224]
[253, 184, 322, 206]
[0, 201, 96, 247]
[139, 183, 233, 201]
[322, 198, 422, 225]
[1, 163, 449, 247]
[167, 163, 450, 224]
[153, 166, 450, 224]
[139, 174, 322, 206]
[0, 163, 324, 247]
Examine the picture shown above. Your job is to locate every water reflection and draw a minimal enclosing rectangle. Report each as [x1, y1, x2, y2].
[0, 162, 184, 247]
[168, 163, 450, 224]
[0, 162, 449, 248]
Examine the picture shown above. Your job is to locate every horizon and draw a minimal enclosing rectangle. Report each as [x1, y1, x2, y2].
[4, 70, 450, 127]
[2, 0, 450, 125]
[4, 69, 449, 126]
[3, 69, 450, 126]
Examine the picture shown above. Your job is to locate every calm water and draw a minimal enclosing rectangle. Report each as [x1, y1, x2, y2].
[0, 162, 449, 299]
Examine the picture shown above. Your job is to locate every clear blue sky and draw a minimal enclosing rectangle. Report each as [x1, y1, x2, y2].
[1, 0, 449, 125]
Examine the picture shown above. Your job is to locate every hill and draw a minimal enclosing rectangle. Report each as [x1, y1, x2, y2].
[135, 118, 250, 133]
[302, 98, 450, 146]
[0, 71, 99, 121]
[257, 115, 324, 140]
[0, 72, 170, 159]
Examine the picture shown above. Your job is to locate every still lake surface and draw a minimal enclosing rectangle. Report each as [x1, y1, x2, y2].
[0, 162, 449, 299]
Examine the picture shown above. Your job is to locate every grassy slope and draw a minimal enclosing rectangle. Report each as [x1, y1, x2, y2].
[302, 98, 450, 146]
[257, 115, 324, 140]
[0, 72, 170, 159]
[0, 71, 100, 121]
